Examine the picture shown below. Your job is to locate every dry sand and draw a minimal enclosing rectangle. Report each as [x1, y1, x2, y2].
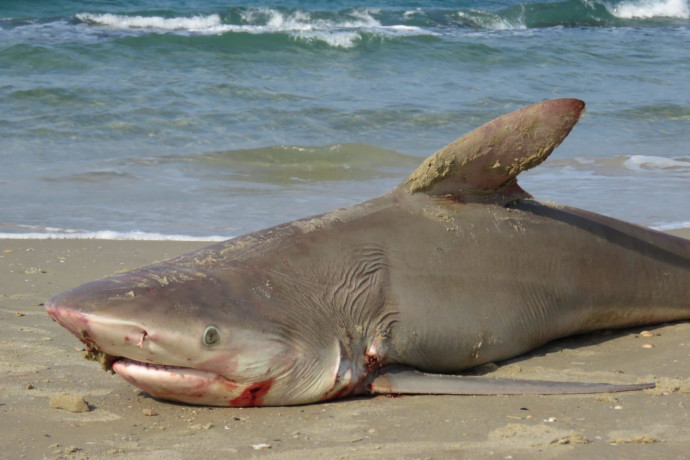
[1, 230, 689, 459]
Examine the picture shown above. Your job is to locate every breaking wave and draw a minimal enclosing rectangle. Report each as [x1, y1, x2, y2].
[61, 0, 690, 48]
[623, 155, 690, 172]
[75, 13, 224, 31]
[1, 1, 685, 49]
[0, 225, 228, 241]
[609, 0, 689, 19]
[75, 8, 429, 48]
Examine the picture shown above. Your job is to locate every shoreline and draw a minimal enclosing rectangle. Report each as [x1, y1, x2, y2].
[1, 232, 689, 459]
[1, 225, 688, 242]
[666, 227, 690, 239]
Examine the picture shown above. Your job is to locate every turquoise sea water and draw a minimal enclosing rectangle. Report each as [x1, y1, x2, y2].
[1, 0, 688, 239]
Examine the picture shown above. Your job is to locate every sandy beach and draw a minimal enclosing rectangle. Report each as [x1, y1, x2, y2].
[2, 230, 689, 459]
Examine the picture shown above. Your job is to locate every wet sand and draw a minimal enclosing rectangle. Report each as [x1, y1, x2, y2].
[1, 230, 689, 459]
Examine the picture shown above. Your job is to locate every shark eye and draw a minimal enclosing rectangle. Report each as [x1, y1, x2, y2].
[202, 325, 221, 347]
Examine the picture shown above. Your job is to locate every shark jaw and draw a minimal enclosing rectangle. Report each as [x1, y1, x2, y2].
[112, 359, 274, 406]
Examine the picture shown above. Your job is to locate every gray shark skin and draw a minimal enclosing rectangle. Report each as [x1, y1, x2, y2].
[45, 99, 690, 406]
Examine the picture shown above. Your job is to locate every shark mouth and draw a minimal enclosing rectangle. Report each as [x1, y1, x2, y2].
[79, 343, 247, 406]
[79, 341, 274, 407]
[111, 358, 241, 404]
[82, 348, 273, 407]
[113, 358, 275, 406]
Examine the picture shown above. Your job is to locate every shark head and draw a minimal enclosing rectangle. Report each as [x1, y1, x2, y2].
[45, 262, 323, 406]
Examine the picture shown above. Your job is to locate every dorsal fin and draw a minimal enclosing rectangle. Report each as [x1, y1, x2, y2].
[401, 98, 585, 196]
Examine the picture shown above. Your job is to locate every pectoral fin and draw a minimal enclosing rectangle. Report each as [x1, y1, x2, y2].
[368, 367, 654, 396]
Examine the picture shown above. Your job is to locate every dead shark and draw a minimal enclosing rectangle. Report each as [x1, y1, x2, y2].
[45, 98, 690, 406]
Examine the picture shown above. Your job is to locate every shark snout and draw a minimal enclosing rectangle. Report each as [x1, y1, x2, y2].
[45, 274, 158, 354]
[45, 297, 91, 343]
[46, 295, 144, 353]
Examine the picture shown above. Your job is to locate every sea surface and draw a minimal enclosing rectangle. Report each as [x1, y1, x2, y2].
[1, 0, 688, 240]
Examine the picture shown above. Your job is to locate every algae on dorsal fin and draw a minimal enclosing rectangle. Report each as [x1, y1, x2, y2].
[401, 98, 585, 197]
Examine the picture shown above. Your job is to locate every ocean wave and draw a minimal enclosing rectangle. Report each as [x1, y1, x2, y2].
[145, 143, 420, 185]
[650, 221, 690, 231]
[494, 0, 689, 29]
[190, 143, 418, 167]
[0, 226, 228, 241]
[1, 222, 686, 240]
[76, 2, 685, 36]
[75, 8, 431, 48]
[75, 13, 224, 31]
[540, 154, 690, 175]
[457, 10, 527, 31]
[4, 1, 686, 49]
[623, 155, 690, 171]
[608, 0, 690, 19]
